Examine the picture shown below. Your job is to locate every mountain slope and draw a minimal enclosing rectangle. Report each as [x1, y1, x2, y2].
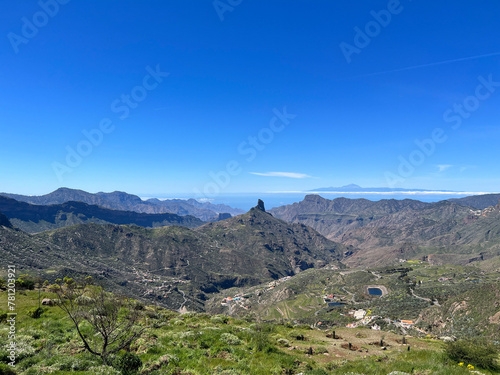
[196, 200, 347, 280]
[0, 211, 12, 228]
[448, 193, 500, 209]
[271, 195, 500, 267]
[0, 196, 204, 233]
[341, 201, 500, 267]
[0, 200, 347, 311]
[0, 187, 244, 221]
[270, 194, 429, 240]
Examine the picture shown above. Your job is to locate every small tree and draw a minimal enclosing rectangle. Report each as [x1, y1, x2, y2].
[51, 277, 147, 365]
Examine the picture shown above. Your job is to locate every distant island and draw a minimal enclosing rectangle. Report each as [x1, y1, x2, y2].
[310, 184, 456, 193]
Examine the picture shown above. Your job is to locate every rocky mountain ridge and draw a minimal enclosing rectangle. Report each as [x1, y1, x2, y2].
[0, 196, 204, 233]
[0, 187, 244, 221]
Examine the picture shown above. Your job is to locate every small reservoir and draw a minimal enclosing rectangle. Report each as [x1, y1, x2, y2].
[368, 287, 383, 296]
[328, 302, 346, 307]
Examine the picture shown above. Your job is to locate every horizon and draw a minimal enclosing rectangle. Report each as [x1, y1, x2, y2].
[3, 185, 499, 212]
[2, 1, 500, 196]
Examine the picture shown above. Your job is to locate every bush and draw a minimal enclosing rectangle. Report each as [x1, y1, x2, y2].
[446, 339, 499, 370]
[75, 295, 95, 305]
[210, 315, 229, 324]
[115, 352, 142, 374]
[23, 329, 45, 340]
[220, 333, 242, 346]
[277, 338, 290, 347]
[15, 274, 35, 290]
[86, 365, 121, 375]
[315, 346, 329, 354]
[250, 330, 277, 353]
[0, 363, 16, 375]
[27, 307, 44, 319]
[304, 370, 329, 375]
[54, 356, 95, 371]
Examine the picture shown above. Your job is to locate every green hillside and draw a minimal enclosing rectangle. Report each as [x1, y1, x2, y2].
[1, 290, 498, 374]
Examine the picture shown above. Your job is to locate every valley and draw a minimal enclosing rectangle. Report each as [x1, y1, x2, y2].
[1, 191, 500, 373]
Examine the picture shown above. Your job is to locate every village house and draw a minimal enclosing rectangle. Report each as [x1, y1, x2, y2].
[400, 320, 415, 328]
[353, 309, 367, 320]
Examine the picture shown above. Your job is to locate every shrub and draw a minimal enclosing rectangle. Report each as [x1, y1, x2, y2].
[54, 356, 95, 371]
[446, 338, 499, 370]
[15, 274, 35, 290]
[27, 307, 44, 319]
[75, 295, 95, 305]
[220, 333, 242, 345]
[0, 363, 16, 375]
[23, 329, 45, 340]
[210, 315, 229, 324]
[315, 346, 329, 354]
[115, 352, 142, 374]
[250, 330, 277, 353]
[304, 370, 329, 375]
[277, 338, 290, 347]
[86, 365, 121, 374]
[133, 301, 145, 310]
[288, 330, 305, 341]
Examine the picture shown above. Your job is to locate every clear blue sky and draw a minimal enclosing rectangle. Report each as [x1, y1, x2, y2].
[2, 0, 500, 197]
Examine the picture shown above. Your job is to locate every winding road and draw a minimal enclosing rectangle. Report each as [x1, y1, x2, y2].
[410, 288, 440, 306]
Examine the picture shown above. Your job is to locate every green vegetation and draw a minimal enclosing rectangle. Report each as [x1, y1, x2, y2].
[50, 277, 147, 365]
[207, 263, 500, 344]
[446, 339, 500, 370]
[1, 289, 499, 374]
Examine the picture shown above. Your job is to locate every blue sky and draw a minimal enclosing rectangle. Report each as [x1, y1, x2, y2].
[1, 0, 500, 197]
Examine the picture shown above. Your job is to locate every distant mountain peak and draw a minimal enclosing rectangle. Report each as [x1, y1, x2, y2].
[340, 184, 362, 189]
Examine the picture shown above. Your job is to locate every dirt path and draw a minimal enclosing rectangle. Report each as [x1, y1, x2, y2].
[275, 306, 285, 318]
[410, 288, 440, 306]
[178, 289, 188, 311]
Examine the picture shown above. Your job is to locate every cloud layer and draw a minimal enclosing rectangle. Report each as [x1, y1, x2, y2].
[250, 172, 311, 179]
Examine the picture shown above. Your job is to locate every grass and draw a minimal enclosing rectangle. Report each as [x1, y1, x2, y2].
[1, 287, 499, 374]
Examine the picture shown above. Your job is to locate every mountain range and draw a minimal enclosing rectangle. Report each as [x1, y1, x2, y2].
[0, 187, 244, 221]
[0, 200, 346, 311]
[2, 188, 500, 312]
[0, 195, 204, 233]
[271, 194, 500, 268]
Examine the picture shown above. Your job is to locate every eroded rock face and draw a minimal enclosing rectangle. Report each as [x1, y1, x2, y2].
[489, 311, 500, 324]
[256, 199, 266, 212]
